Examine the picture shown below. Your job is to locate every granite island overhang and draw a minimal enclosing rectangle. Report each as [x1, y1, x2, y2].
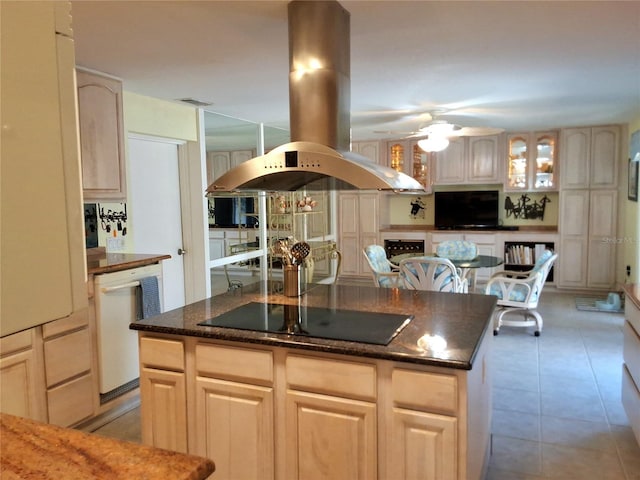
[130, 281, 497, 370]
[131, 282, 497, 480]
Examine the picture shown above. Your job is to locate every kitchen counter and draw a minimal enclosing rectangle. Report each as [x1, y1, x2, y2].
[380, 225, 558, 233]
[87, 252, 171, 275]
[0, 413, 215, 479]
[131, 281, 496, 370]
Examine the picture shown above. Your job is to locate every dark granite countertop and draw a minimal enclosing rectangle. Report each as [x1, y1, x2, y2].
[131, 282, 497, 370]
[87, 253, 171, 275]
[0, 413, 214, 479]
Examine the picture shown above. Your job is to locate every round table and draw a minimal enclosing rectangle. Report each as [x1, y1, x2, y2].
[390, 254, 504, 289]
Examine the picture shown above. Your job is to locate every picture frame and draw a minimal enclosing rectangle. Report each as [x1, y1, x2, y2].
[629, 157, 639, 202]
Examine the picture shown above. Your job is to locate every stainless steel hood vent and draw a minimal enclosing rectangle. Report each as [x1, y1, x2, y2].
[206, 0, 424, 193]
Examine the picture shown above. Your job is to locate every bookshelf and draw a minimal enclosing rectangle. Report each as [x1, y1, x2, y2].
[504, 241, 555, 282]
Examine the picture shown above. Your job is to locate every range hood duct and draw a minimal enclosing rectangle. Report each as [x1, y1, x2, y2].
[207, 0, 424, 193]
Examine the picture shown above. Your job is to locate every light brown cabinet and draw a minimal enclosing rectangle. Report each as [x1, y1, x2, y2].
[557, 125, 620, 290]
[433, 136, 501, 185]
[206, 149, 254, 184]
[138, 329, 492, 480]
[77, 69, 127, 200]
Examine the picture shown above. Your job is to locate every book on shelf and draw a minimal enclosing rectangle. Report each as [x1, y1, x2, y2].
[505, 243, 552, 266]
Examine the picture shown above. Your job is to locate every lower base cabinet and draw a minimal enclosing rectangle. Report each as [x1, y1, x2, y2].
[138, 331, 491, 480]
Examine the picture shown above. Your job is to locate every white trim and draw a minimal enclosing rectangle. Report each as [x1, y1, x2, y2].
[128, 132, 186, 145]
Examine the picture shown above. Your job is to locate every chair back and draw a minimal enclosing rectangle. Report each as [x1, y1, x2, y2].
[362, 245, 403, 288]
[436, 240, 478, 261]
[399, 256, 467, 293]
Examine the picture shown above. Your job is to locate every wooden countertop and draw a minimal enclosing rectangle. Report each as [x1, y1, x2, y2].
[87, 253, 171, 275]
[0, 413, 214, 479]
[622, 283, 640, 310]
[131, 282, 497, 371]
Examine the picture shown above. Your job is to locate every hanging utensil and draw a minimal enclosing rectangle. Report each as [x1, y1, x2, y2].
[276, 239, 292, 266]
[290, 241, 311, 265]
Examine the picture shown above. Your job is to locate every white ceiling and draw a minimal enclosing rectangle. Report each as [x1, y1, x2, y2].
[71, 0, 640, 149]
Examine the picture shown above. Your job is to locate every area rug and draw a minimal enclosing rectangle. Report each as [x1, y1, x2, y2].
[575, 296, 623, 313]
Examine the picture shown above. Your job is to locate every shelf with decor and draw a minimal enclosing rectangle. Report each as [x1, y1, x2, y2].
[503, 241, 555, 282]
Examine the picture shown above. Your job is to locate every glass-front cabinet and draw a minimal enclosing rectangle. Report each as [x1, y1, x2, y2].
[506, 131, 557, 191]
[386, 140, 432, 192]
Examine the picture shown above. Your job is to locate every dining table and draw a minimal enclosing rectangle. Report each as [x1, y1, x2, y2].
[389, 253, 504, 289]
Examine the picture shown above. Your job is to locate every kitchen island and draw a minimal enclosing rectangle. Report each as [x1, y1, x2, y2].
[131, 281, 496, 480]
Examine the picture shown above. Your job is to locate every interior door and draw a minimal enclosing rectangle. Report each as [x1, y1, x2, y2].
[128, 136, 186, 311]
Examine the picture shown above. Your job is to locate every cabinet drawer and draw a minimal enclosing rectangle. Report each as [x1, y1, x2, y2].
[196, 343, 273, 384]
[392, 368, 458, 415]
[286, 355, 376, 401]
[624, 320, 640, 389]
[42, 309, 88, 339]
[464, 233, 495, 245]
[626, 299, 640, 339]
[140, 337, 184, 371]
[0, 329, 33, 356]
[43, 328, 91, 387]
[47, 374, 94, 427]
[622, 365, 640, 444]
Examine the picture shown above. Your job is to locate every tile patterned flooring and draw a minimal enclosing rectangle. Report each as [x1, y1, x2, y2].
[92, 289, 640, 479]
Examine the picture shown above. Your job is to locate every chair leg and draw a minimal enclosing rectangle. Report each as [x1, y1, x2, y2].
[494, 307, 543, 336]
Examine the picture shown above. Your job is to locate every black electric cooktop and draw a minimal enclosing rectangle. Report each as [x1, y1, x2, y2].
[198, 302, 413, 346]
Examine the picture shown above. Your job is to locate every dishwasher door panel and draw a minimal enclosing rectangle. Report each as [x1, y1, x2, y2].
[94, 264, 162, 395]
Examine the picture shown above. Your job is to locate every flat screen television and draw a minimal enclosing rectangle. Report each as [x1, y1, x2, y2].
[434, 190, 500, 230]
[212, 197, 258, 228]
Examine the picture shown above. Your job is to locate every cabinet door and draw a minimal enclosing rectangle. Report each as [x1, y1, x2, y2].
[140, 367, 187, 453]
[468, 136, 499, 183]
[587, 190, 617, 288]
[354, 141, 381, 164]
[231, 150, 254, 168]
[207, 151, 231, 182]
[560, 128, 590, 189]
[433, 138, 466, 184]
[388, 408, 457, 480]
[558, 190, 589, 288]
[338, 194, 360, 276]
[590, 126, 619, 188]
[77, 70, 126, 200]
[0, 330, 47, 422]
[285, 390, 376, 480]
[195, 377, 274, 480]
[359, 193, 380, 275]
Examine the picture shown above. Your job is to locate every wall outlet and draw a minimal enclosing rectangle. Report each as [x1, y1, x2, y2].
[106, 237, 125, 252]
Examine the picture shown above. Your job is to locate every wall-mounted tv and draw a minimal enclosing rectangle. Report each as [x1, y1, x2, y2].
[434, 190, 500, 230]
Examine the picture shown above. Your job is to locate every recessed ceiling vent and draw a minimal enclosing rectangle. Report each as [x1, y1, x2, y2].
[177, 98, 213, 107]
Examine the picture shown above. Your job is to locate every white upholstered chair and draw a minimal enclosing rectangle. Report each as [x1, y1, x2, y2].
[399, 256, 468, 293]
[362, 245, 404, 288]
[485, 250, 558, 336]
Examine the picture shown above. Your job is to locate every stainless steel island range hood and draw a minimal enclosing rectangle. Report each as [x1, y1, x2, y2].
[206, 0, 424, 193]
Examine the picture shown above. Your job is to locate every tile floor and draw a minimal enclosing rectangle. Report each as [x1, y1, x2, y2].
[91, 288, 640, 479]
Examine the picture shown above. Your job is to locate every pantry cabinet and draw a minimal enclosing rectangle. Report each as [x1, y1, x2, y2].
[433, 136, 501, 185]
[338, 192, 380, 277]
[77, 69, 127, 200]
[557, 125, 620, 290]
[560, 126, 620, 189]
[1, 1, 87, 338]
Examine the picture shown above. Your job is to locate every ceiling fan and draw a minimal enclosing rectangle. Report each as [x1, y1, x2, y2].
[373, 110, 504, 152]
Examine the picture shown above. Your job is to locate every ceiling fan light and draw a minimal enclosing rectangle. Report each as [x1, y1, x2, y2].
[418, 136, 449, 152]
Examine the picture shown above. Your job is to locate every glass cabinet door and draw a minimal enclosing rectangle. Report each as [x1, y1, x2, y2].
[534, 134, 556, 189]
[507, 135, 528, 189]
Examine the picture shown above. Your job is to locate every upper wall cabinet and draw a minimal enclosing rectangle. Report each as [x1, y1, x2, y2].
[385, 140, 432, 192]
[76, 70, 127, 201]
[560, 126, 620, 189]
[206, 150, 254, 184]
[352, 141, 381, 164]
[432, 135, 501, 185]
[505, 131, 558, 192]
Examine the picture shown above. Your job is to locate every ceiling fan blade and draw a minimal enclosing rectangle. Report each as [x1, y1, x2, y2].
[450, 126, 505, 137]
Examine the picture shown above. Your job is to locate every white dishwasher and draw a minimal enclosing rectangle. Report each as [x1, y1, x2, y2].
[94, 263, 163, 401]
